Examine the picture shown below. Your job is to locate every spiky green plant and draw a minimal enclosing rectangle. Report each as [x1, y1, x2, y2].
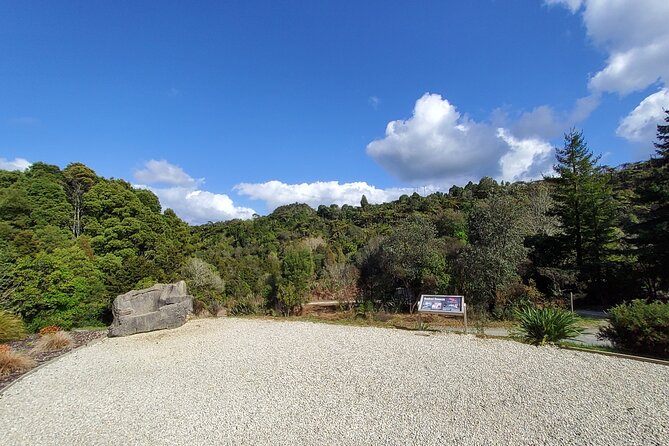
[0, 310, 27, 343]
[414, 320, 430, 331]
[511, 307, 583, 346]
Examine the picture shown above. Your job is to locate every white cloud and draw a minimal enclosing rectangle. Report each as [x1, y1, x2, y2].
[497, 129, 553, 182]
[616, 88, 669, 142]
[234, 180, 438, 211]
[549, 0, 669, 143]
[134, 160, 255, 224]
[146, 186, 256, 223]
[511, 94, 601, 140]
[590, 39, 669, 95]
[0, 157, 31, 171]
[366, 93, 554, 184]
[134, 159, 198, 187]
[368, 96, 380, 110]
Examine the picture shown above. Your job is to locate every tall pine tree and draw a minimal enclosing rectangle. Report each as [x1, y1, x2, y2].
[633, 111, 669, 298]
[549, 129, 618, 303]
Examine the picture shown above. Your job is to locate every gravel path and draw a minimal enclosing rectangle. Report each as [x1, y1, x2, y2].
[1, 318, 667, 445]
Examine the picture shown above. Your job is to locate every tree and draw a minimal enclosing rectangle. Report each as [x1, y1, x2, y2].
[360, 194, 369, 209]
[550, 130, 597, 269]
[7, 245, 107, 330]
[277, 245, 314, 314]
[632, 111, 669, 297]
[181, 257, 225, 313]
[548, 129, 618, 302]
[63, 163, 96, 238]
[456, 195, 527, 309]
[357, 217, 449, 311]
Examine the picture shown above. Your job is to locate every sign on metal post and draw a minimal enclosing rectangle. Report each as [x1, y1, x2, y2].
[417, 295, 467, 333]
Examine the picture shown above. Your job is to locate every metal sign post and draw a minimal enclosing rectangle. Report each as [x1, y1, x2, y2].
[417, 295, 467, 334]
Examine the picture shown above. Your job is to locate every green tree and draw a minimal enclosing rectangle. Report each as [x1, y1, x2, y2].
[383, 217, 448, 310]
[632, 111, 669, 296]
[548, 130, 618, 302]
[456, 195, 527, 310]
[7, 245, 107, 330]
[63, 163, 96, 238]
[278, 245, 314, 314]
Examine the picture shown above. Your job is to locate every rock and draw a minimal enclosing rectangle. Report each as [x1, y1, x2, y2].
[108, 281, 193, 337]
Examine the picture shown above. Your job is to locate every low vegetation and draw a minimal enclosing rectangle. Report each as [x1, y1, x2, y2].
[599, 300, 669, 359]
[511, 306, 583, 346]
[0, 348, 36, 377]
[0, 310, 27, 342]
[32, 331, 74, 353]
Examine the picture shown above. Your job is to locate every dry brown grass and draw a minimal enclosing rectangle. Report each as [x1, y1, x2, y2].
[0, 349, 36, 377]
[32, 331, 74, 353]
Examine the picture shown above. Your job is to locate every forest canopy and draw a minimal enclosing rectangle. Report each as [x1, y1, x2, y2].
[1, 113, 668, 330]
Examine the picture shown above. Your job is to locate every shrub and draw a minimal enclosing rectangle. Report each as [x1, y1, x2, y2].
[39, 325, 62, 336]
[0, 349, 36, 377]
[277, 283, 304, 316]
[354, 300, 374, 319]
[0, 310, 27, 343]
[493, 281, 548, 320]
[512, 306, 583, 345]
[599, 300, 669, 358]
[31, 331, 74, 353]
[228, 295, 263, 316]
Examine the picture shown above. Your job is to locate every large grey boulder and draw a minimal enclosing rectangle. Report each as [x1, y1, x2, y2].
[108, 281, 193, 337]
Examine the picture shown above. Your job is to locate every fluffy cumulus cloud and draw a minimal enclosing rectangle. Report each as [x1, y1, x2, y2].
[234, 180, 438, 212]
[616, 88, 669, 142]
[548, 0, 669, 142]
[0, 157, 31, 171]
[497, 129, 554, 182]
[134, 159, 198, 187]
[366, 93, 554, 184]
[133, 160, 255, 224]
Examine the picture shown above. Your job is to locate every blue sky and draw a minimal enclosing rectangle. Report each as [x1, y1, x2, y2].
[2, 0, 668, 223]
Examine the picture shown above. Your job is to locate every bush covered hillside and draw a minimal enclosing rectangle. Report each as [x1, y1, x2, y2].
[1, 115, 668, 330]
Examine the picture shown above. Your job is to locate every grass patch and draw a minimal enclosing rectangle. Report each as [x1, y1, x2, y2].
[558, 341, 617, 353]
[0, 311, 27, 343]
[31, 331, 74, 353]
[0, 349, 36, 377]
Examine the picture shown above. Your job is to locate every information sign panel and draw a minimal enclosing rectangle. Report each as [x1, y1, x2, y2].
[418, 295, 465, 315]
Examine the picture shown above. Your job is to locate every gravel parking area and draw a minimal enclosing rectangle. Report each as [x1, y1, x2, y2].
[1, 318, 667, 445]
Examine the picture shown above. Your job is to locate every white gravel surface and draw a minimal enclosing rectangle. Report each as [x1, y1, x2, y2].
[1, 318, 668, 445]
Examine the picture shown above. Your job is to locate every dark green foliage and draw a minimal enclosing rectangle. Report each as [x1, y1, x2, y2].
[277, 245, 314, 315]
[512, 306, 583, 345]
[357, 217, 449, 311]
[7, 246, 108, 330]
[63, 163, 97, 237]
[457, 195, 527, 308]
[548, 129, 620, 304]
[0, 163, 192, 330]
[629, 111, 669, 297]
[599, 300, 669, 358]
